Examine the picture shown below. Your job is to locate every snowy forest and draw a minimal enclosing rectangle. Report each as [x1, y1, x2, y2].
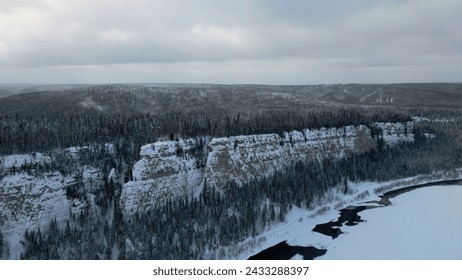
[1, 83, 462, 259]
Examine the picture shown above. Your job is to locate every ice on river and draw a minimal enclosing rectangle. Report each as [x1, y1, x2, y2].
[320, 185, 462, 259]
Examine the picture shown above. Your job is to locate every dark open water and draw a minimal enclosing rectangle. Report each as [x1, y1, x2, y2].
[248, 179, 462, 260]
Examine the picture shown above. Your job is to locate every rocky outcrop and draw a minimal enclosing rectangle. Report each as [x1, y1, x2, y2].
[122, 138, 205, 214]
[0, 152, 96, 259]
[203, 125, 374, 188]
[0, 170, 86, 259]
[121, 125, 380, 214]
[373, 121, 414, 145]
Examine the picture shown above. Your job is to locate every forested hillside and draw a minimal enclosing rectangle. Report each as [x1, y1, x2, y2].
[1, 83, 462, 259]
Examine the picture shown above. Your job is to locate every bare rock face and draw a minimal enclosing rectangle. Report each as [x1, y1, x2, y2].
[373, 121, 414, 145]
[0, 152, 93, 259]
[121, 138, 205, 215]
[204, 125, 374, 188]
[121, 124, 385, 213]
[0, 170, 85, 259]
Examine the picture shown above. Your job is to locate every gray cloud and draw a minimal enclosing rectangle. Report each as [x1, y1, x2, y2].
[0, 0, 461, 84]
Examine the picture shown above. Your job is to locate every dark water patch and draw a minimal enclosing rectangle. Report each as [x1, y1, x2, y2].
[251, 178, 462, 259]
[313, 179, 462, 239]
[248, 241, 327, 260]
[379, 179, 462, 206]
[312, 206, 375, 239]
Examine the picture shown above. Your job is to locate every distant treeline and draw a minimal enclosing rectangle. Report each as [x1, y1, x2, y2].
[0, 106, 415, 156]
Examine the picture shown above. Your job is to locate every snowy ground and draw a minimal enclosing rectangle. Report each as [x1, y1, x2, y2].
[232, 182, 376, 259]
[232, 173, 462, 260]
[320, 185, 462, 259]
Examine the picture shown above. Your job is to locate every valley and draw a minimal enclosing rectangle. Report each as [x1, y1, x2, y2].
[1, 83, 462, 259]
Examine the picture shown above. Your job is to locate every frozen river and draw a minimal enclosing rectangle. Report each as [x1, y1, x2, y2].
[249, 182, 462, 260]
[320, 184, 462, 259]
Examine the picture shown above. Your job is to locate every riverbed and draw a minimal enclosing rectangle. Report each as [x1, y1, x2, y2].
[248, 183, 462, 260]
[319, 185, 462, 259]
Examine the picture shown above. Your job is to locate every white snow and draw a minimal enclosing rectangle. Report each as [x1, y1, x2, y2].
[232, 181, 382, 260]
[230, 171, 462, 260]
[121, 138, 204, 213]
[0, 153, 51, 171]
[0, 171, 81, 259]
[0, 150, 96, 259]
[373, 122, 414, 145]
[320, 185, 462, 259]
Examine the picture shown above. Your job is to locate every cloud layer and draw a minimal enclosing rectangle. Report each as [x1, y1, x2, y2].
[0, 0, 461, 84]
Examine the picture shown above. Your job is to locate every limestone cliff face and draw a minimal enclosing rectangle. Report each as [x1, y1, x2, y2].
[122, 138, 205, 215]
[373, 121, 414, 145]
[0, 151, 96, 259]
[0, 169, 86, 259]
[203, 125, 374, 188]
[121, 124, 381, 213]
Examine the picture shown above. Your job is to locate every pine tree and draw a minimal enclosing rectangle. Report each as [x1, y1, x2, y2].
[0, 230, 3, 258]
[343, 176, 349, 194]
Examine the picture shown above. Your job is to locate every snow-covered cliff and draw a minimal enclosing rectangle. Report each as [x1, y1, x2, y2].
[373, 121, 414, 145]
[0, 121, 418, 258]
[122, 138, 205, 215]
[0, 152, 98, 259]
[121, 125, 379, 214]
[203, 125, 374, 188]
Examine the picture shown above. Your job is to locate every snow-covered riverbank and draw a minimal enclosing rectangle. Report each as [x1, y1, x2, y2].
[227, 172, 462, 260]
[320, 185, 462, 259]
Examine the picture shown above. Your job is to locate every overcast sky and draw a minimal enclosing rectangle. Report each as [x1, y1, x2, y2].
[0, 0, 461, 84]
